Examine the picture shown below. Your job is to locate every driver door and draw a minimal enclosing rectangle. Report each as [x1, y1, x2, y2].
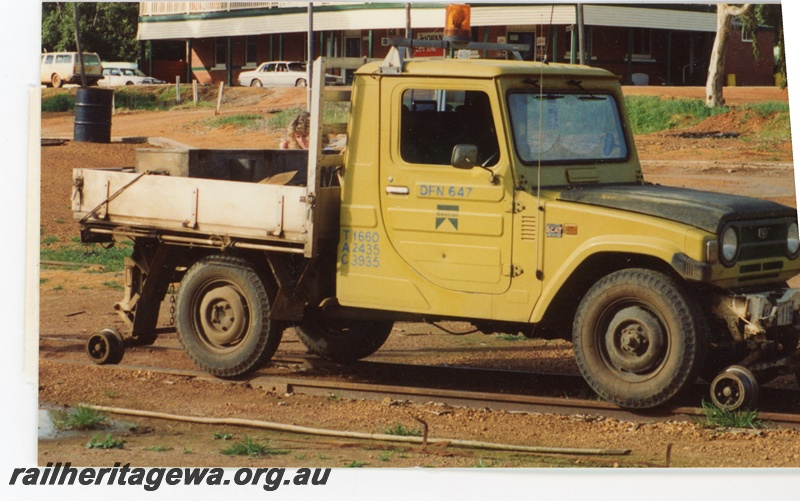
[378, 81, 514, 295]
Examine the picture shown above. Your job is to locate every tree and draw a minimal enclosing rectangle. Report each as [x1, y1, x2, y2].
[705, 4, 785, 107]
[705, 4, 753, 108]
[41, 2, 140, 62]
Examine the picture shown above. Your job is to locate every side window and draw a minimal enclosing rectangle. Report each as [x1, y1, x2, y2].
[44, 55, 54, 64]
[56, 54, 71, 64]
[400, 89, 499, 166]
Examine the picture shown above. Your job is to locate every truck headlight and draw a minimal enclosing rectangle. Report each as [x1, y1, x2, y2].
[720, 226, 739, 267]
[787, 222, 799, 258]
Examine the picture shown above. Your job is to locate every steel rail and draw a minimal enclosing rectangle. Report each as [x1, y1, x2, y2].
[40, 356, 800, 428]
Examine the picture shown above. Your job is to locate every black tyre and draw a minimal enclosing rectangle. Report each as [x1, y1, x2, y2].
[296, 318, 393, 363]
[250, 79, 263, 87]
[572, 268, 707, 408]
[176, 255, 281, 377]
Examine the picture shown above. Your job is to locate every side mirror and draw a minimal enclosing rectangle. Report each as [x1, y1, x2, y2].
[451, 144, 478, 169]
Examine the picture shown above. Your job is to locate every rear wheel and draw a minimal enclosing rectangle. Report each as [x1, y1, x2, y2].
[176, 255, 281, 377]
[572, 268, 707, 408]
[296, 318, 393, 363]
[250, 79, 263, 87]
[51, 74, 62, 88]
[295, 78, 307, 88]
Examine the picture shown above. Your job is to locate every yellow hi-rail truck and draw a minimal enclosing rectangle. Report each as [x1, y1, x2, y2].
[73, 33, 800, 412]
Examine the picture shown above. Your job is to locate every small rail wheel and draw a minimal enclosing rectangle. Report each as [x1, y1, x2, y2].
[296, 318, 393, 363]
[176, 255, 281, 378]
[710, 365, 759, 411]
[86, 328, 124, 365]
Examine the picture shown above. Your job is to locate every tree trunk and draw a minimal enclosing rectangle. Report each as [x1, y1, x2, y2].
[706, 4, 752, 108]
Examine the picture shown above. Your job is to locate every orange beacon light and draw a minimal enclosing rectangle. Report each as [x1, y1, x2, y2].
[443, 4, 471, 43]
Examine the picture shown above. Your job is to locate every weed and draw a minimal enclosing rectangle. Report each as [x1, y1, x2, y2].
[54, 219, 65, 224]
[183, 448, 193, 454]
[104, 390, 118, 398]
[144, 445, 173, 452]
[494, 333, 524, 342]
[220, 436, 287, 458]
[50, 405, 108, 431]
[213, 432, 233, 440]
[40, 242, 132, 272]
[694, 400, 769, 429]
[625, 96, 729, 134]
[52, 285, 64, 291]
[344, 461, 367, 468]
[317, 454, 330, 460]
[41, 235, 59, 245]
[202, 113, 264, 129]
[103, 281, 124, 290]
[379, 451, 394, 462]
[86, 434, 124, 449]
[79, 285, 91, 290]
[475, 457, 490, 468]
[40, 278, 49, 285]
[42, 93, 75, 112]
[384, 424, 422, 437]
[295, 454, 307, 460]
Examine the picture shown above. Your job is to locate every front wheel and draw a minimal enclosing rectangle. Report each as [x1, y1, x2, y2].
[572, 268, 707, 408]
[176, 255, 281, 377]
[250, 79, 263, 87]
[295, 318, 393, 363]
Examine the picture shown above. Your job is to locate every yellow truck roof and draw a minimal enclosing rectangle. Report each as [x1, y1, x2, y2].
[356, 57, 617, 80]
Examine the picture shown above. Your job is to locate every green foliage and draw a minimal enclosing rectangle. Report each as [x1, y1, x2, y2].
[212, 432, 233, 440]
[220, 436, 287, 458]
[41, 235, 59, 245]
[41, 93, 75, 112]
[113, 88, 167, 111]
[625, 96, 730, 134]
[103, 281, 124, 290]
[494, 333, 525, 342]
[144, 445, 173, 452]
[267, 107, 306, 130]
[384, 424, 422, 437]
[42, 3, 140, 62]
[694, 400, 768, 429]
[344, 461, 367, 468]
[203, 114, 264, 129]
[86, 434, 124, 449]
[50, 405, 107, 431]
[40, 242, 132, 273]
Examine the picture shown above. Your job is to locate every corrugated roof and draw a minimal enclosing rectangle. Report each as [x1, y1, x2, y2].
[137, 4, 719, 40]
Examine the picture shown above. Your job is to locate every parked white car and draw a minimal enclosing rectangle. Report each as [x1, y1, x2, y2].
[238, 61, 311, 87]
[41, 52, 103, 87]
[99, 64, 165, 86]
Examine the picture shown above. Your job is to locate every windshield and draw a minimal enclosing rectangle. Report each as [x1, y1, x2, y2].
[508, 92, 627, 164]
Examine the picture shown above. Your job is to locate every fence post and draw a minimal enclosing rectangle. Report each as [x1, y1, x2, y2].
[176, 76, 181, 104]
[193, 80, 198, 104]
[215, 82, 224, 115]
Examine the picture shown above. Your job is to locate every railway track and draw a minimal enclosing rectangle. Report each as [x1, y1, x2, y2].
[39, 335, 800, 427]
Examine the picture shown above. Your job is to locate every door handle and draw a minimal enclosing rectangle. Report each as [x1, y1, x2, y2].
[385, 185, 410, 195]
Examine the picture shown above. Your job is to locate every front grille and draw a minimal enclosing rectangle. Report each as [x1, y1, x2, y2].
[729, 218, 793, 262]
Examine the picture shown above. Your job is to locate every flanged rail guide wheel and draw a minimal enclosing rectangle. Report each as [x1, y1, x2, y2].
[85, 327, 125, 365]
[710, 365, 759, 411]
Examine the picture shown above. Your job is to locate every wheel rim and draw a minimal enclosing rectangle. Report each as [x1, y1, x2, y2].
[599, 302, 669, 382]
[193, 282, 250, 351]
[52, 74, 61, 88]
[710, 366, 758, 410]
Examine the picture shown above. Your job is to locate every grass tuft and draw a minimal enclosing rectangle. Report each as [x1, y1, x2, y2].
[384, 424, 422, 437]
[86, 434, 124, 449]
[50, 405, 107, 431]
[624, 96, 730, 134]
[220, 436, 288, 458]
[694, 400, 769, 429]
